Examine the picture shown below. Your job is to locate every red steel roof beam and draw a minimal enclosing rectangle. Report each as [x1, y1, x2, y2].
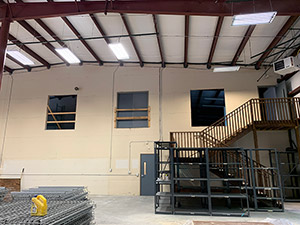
[89, 14, 123, 66]
[152, 15, 165, 68]
[255, 16, 299, 69]
[46, 0, 95, 64]
[184, 15, 189, 68]
[18, 0, 78, 65]
[8, 34, 51, 68]
[120, 13, 144, 67]
[231, 25, 256, 66]
[0, 13, 10, 90]
[18, 20, 70, 66]
[61, 16, 103, 65]
[89, 14, 111, 44]
[1, 1, 300, 21]
[207, 16, 224, 69]
[9, 1, 62, 68]
[35, 19, 66, 48]
[4, 65, 13, 74]
[19, 0, 65, 48]
[6, 54, 31, 72]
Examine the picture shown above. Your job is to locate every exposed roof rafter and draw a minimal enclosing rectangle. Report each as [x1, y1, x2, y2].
[47, 0, 101, 65]
[6, 54, 31, 72]
[255, 16, 299, 69]
[231, 25, 256, 66]
[0, 1, 300, 21]
[207, 16, 224, 69]
[18, 20, 70, 65]
[16, 0, 70, 65]
[89, 14, 110, 44]
[4, 65, 13, 74]
[184, 15, 189, 68]
[61, 16, 103, 65]
[35, 19, 66, 48]
[8, 33, 51, 68]
[120, 13, 144, 67]
[152, 14, 165, 67]
[89, 14, 123, 66]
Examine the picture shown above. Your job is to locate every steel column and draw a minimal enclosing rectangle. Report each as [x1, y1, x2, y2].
[0, 15, 10, 90]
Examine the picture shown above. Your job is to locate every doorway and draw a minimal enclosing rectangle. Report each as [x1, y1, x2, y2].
[140, 154, 155, 196]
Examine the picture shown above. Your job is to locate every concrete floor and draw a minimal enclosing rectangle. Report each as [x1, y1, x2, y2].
[91, 196, 300, 225]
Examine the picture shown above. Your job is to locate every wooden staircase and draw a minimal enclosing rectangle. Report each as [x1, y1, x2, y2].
[170, 98, 300, 158]
[170, 98, 300, 204]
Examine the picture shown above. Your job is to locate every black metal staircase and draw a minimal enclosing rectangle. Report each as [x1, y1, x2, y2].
[154, 142, 284, 216]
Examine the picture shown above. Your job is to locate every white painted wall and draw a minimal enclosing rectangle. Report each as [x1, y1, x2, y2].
[287, 71, 300, 97]
[0, 64, 286, 195]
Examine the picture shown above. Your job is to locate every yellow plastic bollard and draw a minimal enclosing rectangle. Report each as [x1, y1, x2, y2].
[31, 195, 47, 216]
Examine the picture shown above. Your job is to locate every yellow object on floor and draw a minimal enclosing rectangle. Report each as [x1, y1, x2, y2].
[31, 195, 47, 216]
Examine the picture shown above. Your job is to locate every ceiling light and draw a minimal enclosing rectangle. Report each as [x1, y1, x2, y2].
[6, 51, 34, 65]
[109, 43, 129, 60]
[55, 48, 80, 64]
[213, 66, 240, 73]
[232, 12, 277, 26]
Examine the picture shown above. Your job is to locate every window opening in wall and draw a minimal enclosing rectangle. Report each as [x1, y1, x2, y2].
[115, 91, 150, 128]
[190, 89, 225, 126]
[46, 95, 77, 130]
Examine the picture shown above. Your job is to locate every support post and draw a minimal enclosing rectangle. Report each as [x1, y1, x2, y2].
[253, 127, 263, 187]
[294, 126, 300, 159]
[0, 15, 10, 91]
[252, 126, 260, 163]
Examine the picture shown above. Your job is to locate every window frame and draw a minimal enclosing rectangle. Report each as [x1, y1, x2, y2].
[46, 94, 77, 130]
[115, 91, 150, 129]
[190, 89, 226, 127]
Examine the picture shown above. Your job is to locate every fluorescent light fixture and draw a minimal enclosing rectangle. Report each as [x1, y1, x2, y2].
[55, 48, 80, 64]
[7, 51, 34, 65]
[213, 66, 240, 73]
[232, 11, 277, 26]
[108, 43, 129, 60]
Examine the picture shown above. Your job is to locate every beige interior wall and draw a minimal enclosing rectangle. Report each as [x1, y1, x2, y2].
[0, 65, 286, 195]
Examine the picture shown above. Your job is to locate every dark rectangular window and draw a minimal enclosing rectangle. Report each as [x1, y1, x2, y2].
[46, 95, 77, 130]
[116, 92, 149, 128]
[190, 89, 225, 126]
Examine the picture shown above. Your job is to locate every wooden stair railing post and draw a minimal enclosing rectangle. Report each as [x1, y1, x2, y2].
[291, 98, 300, 159]
[250, 99, 260, 163]
[251, 99, 263, 187]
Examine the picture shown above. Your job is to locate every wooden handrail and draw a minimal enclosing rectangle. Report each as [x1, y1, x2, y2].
[170, 97, 300, 193]
[171, 97, 300, 149]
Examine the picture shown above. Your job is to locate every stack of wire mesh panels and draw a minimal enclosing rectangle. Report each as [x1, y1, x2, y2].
[0, 187, 8, 203]
[0, 186, 94, 225]
[11, 186, 88, 201]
